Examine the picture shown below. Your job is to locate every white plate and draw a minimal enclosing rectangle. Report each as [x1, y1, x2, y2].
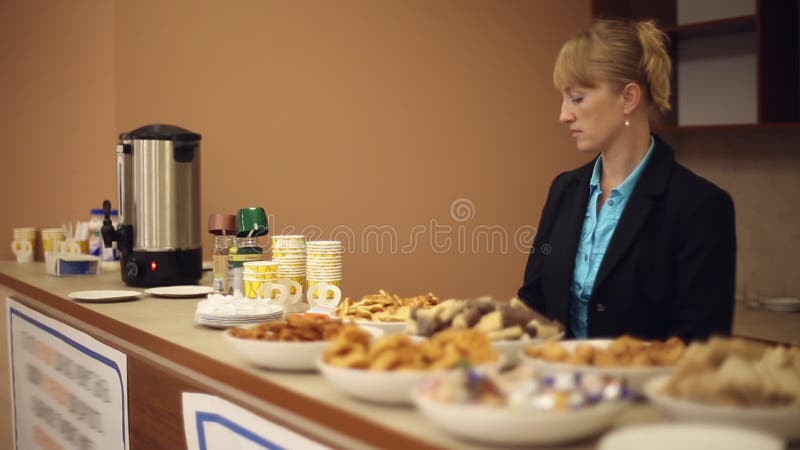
[412, 388, 627, 446]
[317, 358, 437, 404]
[598, 423, 783, 450]
[761, 297, 800, 312]
[145, 285, 214, 298]
[644, 375, 800, 440]
[491, 331, 564, 365]
[68, 290, 142, 303]
[519, 339, 674, 393]
[354, 320, 408, 335]
[224, 325, 383, 371]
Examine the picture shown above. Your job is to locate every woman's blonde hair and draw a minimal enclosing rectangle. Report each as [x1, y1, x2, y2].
[553, 19, 672, 118]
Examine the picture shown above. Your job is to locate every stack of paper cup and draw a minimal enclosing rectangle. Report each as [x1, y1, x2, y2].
[242, 261, 284, 301]
[41, 228, 66, 254]
[306, 240, 343, 306]
[271, 235, 307, 312]
[11, 227, 37, 263]
[271, 235, 307, 284]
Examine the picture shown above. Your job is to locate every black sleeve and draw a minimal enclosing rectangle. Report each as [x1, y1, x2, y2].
[669, 188, 737, 340]
[518, 173, 564, 316]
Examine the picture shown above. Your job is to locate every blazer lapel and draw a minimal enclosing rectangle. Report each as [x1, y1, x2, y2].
[561, 174, 591, 277]
[549, 163, 593, 324]
[594, 136, 673, 289]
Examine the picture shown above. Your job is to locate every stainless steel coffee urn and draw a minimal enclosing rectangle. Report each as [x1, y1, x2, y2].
[102, 124, 202, 287]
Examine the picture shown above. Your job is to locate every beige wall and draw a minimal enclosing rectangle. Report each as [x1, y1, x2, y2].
[5, 1, 796, 302]
[1, 0, 590, 299]
[665, 129, 800, 300]
[0, 0, 117, 257]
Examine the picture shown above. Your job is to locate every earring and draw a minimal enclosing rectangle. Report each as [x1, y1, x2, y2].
[624, 115, 630, 127]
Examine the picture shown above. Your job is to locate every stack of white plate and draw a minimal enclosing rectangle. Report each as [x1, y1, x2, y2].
[194, 295, 283, 328]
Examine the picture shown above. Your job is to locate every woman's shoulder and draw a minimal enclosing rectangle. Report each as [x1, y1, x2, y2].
[650, 135, 732, 207]
[667, 161, 734, 212]
[549, 158, 596, 191]
[670, 161, 730, 197]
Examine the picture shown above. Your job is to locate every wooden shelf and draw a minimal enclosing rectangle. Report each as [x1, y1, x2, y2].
[592, 1, 799, 128]
[662, 15, 757, 39]
[655, 122, 800, 133]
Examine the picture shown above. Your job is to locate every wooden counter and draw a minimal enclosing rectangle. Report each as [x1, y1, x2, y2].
[1, 261, 799, 450]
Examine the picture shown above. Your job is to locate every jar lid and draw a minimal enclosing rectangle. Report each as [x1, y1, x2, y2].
[119, 124, 201, 141]
[208, 213, 237, 235]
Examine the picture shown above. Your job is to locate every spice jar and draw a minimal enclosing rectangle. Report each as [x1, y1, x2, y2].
[212, 235, 236, 294]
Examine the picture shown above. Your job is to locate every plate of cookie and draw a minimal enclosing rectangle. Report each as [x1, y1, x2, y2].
[519, 336, 684, 393]
[406, 297, 564, 364]
[643, 336, 800, 440]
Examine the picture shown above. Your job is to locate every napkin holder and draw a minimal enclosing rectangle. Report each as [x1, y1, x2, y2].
[45, 253, 100, 276]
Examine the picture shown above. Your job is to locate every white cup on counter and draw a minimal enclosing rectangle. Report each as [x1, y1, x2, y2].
[306, 282, 342, 307]
[10, 239, 33, 263]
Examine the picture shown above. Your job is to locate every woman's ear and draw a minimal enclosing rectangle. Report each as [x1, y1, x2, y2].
[621, 82, 642, 115]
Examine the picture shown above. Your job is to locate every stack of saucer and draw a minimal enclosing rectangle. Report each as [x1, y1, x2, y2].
[271, 235, 307, 288]
[41, 228, 65, 253]
[194, 294, 283, 328]
[306, 241, 343, 302]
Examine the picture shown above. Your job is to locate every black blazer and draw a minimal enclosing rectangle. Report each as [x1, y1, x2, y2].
[518, 135, 736, 341]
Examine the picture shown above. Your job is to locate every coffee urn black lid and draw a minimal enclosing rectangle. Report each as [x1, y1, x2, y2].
[119, 124, 201, 141]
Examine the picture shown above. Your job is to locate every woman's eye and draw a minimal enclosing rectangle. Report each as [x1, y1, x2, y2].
[571, 96, 584, 104]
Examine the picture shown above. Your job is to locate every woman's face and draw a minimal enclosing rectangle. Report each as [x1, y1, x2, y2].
[559, 82, 625, 153]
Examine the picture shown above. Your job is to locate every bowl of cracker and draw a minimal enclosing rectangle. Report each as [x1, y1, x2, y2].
[317, 329, 499, 404]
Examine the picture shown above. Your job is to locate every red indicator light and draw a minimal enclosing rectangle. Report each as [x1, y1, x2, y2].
[150, 261, 158, 271]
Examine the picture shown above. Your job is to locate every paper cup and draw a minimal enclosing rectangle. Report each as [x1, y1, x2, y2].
[42, 236, 64, 253]
[10, 239, 33, 263]
[243, 261, 280, 274]
[306, 282, 342, 306]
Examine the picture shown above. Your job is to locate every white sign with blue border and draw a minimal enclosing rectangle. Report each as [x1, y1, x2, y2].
[183, 392, 332, 450]
[6, 297, 129, 450]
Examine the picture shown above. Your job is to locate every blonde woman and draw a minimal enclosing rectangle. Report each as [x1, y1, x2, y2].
[518, 20, 736, 341]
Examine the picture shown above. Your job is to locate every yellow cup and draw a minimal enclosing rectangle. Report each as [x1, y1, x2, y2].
[243, 276, 288, 301]
[307, 279, 342, 300]
[42, 235, 65, 253]
[306, 282, 342, 305]
[243, 261, 279, 274]
[242, 271, 278, 281]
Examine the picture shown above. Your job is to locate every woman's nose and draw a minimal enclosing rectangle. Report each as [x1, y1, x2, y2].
[559, 103, 574, 124]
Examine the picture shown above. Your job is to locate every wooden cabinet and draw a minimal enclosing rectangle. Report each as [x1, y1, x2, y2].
[592, 0, 800, 130]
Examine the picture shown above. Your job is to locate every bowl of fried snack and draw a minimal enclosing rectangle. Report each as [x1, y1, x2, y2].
[336, 290, 439, 335]
[520, 336, 685, 392]
[643, 336, 800, 440]
[412, 364, 630, 446]
[317, 329, 499, 404]
[406, 297, 564, 364]
[224, 315, 383, 371]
